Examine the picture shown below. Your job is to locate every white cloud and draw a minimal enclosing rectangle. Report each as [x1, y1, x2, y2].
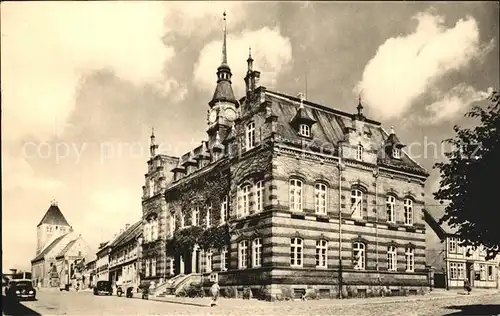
[356, 12, 495, 120]
[2, 152, 64, 192]
[163, 2, 247, 39]
[425, 84, 491, 123]
[1, 2, 176, 142]
[194, 27, 293, 97]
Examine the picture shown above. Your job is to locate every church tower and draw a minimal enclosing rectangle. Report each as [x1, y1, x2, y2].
[36, 200, 72, 255]
[206, 11, 239, 145]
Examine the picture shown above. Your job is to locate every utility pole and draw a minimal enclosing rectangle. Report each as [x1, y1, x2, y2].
[337, 142, 344, 299]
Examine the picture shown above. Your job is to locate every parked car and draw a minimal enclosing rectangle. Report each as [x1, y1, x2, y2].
[93, 281, 113, 296]
[5, 279, 36, 301]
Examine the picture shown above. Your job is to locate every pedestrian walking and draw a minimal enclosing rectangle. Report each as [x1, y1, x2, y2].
[210, 281, 220, 307]
[463, 278, 471, 295]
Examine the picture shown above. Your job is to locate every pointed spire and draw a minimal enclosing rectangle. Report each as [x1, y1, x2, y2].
[247, 47, 253, 72]
[222, 10, 227, 65]
[150, 127, 156, 144]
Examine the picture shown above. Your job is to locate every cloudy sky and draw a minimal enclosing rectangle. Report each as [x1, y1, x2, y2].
[2, 1, 498, 271]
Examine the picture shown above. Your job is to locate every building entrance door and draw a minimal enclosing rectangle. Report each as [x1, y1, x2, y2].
[466, 262, 473, 286]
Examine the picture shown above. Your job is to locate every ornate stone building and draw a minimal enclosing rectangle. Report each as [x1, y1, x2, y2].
[140, 130, 178, 285]
[160, 14, 430, 299]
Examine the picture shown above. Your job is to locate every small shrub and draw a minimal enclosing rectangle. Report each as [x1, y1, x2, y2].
[351, 287, 358, 297]
[305, 289, 318, 300]
[281, 286, 293, 300]
[184, 282, 204, 298]
[341, 287, 348, 298]
[253, 286, 267, 300]
[275, 293, 283, 301]
[242, 286, 252, 300]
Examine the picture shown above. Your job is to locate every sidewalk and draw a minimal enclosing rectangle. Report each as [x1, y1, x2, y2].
[145, 288, 500, 308]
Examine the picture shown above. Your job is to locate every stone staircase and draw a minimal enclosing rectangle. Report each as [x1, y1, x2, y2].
[173, 273, 202, 296]
[154, 274, 185, 297]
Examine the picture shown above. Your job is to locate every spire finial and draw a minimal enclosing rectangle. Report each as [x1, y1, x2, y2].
[297, 92, 305, 109]
[357, 94, 363, 115]
[222, 10, 227, 65]
[151, 127, 155, 137]
[390, 126, 395, 134]
[248, 47, 252, 59]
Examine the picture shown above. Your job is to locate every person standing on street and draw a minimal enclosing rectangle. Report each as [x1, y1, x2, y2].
[210, 280, 220, 307]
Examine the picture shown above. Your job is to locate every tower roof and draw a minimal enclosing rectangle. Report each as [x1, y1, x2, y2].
[209, 11, 237, 107]
[37, 201, 70, 227]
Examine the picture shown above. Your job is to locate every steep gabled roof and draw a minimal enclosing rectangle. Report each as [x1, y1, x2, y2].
[109, 221, 142, 250]
[423, 207, 459, 240]
[31, 233, 68, 263]
[56, 239, 77, 258]
[37, 204, 70, 227]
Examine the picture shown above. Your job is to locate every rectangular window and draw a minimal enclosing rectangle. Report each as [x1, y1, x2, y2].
[206, 204, 212, 228]
[290, 238, 303, 267]
[457, 262, 465, 280]
[450, 262, 457, 279]
[392, 148, 401, 159]
[315, 240, 328, 268]
[255, 181, 264, 213]
[192, 207, 200, 226]
[315, 183, 327, 215]
[220, 195, 229, 224]
[356, 144, 363, 161]
[404, 199, 413, 225]
[387, 246, 397, 271]
[405, 248, 414, 272]
[449, 238, 457, 253]
[299, 124, 310, 137]
[151, 258, 156, 277]
[221, 247, 229, 271]
[145, 259, 150, 277]
[238, 185, 251, 217]
[205, 250, 213, 273]
[353, 242, 365, 270]
[386, 196, 395, 223]
[488, 266, 494, 281]
[239, 241, 248, 269]
[252, 238, 262, 268]
[289, 179, 303, 212]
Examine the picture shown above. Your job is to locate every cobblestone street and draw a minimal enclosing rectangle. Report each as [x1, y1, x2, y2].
[3, 289, 500, 316]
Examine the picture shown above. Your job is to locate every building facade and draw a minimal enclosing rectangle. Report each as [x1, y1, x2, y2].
[140, 131, 178, 286]
[425, 208, 499, 289]
[160, 15, 430, 300]
[96, 242, 111, 282]
[31, 201, 89, 288]
[108, 221, 142, 289]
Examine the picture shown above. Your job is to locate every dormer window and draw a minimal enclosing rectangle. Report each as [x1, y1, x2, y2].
[392, 147, 401, 159]
[299, 124, 310, 137]
[356, 144, 363, 161]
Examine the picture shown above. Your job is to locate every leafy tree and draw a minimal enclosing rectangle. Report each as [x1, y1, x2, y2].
[434, 89, 499, 260]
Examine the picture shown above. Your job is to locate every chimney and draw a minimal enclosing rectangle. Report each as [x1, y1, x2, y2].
[125, 223, 130, 230]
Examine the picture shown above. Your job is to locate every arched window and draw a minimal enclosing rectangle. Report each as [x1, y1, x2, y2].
[404, 199, 413, 225]
[350, 189, 363, 219]
[246, 122, 256, 150]
[238, 240, 248, 269]
[254, 181, 264, 213]
[289, 179, 303, 212]
[290, 238, 303, 267]
[356, 144, 364, 161]
[315, 183, 327, 215]
[405, 247, 414, 272]
[353, 242, 365, 270]
[238, 184, 251, 217]
[387, 246, 397, 271]
[386, 195, 396, 223]
[316, 240, 328, 268]
[252, 238, 262, 268]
